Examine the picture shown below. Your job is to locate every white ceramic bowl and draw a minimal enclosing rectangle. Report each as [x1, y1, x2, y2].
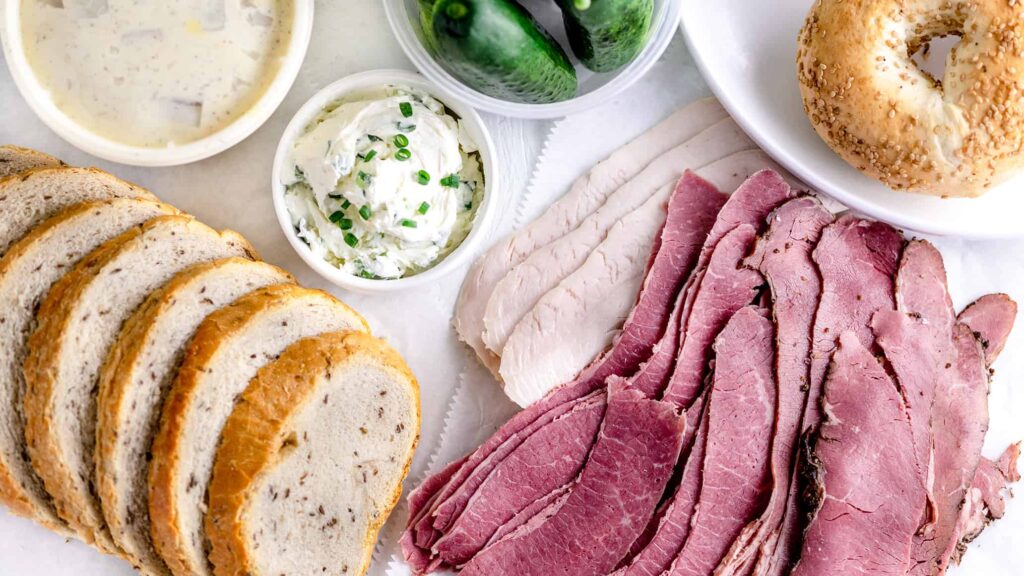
[1, 0, 313, 167]
[384, 0, 684, 119]
[681, 0, 1024, 239]
[272, 69, 499, 294]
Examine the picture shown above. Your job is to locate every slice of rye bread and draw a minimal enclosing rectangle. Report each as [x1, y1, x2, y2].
[149, 284, 370, 576]
[0, 145, 63, 179]
[0, 166, 154, 257]
[23, 215, 257, 554]
[0, 198, 178, 533]
[206, 331, 419, 576]
[96, 258, 295, 576]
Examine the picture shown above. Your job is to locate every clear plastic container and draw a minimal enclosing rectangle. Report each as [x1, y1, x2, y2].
[383, 0, 684, 119]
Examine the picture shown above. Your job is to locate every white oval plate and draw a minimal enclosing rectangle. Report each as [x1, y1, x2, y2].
[680, 0, 1024, 239]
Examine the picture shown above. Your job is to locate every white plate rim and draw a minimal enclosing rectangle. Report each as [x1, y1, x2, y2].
[679, 6, 1024, 240]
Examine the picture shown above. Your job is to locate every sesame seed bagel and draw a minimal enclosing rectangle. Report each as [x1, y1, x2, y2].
[797, 0, 1024, 197]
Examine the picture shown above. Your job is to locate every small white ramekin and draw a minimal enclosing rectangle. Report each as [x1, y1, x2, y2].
[271, 69, 499, 294]
[1, 0, 314, 167]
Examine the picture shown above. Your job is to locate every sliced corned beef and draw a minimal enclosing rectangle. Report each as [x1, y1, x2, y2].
[714, 197, 832, 576]
[660, 223, 764, 408]
[959, 293, 1017, 364]
[664, 307, 776, 576]
[613, 397, 709, 576]
[876, 241, 957, 520]
[458, 383, 685, 576]
[402, 171, 725, 570]
[661, 171, 793, 409]
[791, 332, 925, 576]
[402, 456, 468, 572]
[953, 443, 1021, 563]
[432, 394, 607, 566]
[756, 215, 903, 576]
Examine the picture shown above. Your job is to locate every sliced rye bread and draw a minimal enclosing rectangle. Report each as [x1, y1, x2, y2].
[23, 215, 256, 554]
[96, 258, 295, 576]
[206, 331, 419, 576]
[0, 198, 178, 533]
[149, 284, 370, 576]
[0, 145, 63, 179]
[0, 166, 154, 257]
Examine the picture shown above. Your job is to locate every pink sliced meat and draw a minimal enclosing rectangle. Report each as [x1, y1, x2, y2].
[665, 307, 776, 576]
[953, 443, 1021, 563]
[959, 293, 1017, 364]
[660, 223, 764, 408]
[402, 171, 725, 570]
[401, 457, 468, 571]
[714, 197, 832, 576]
[756, 215, 903, 576]
[791, 332, 926, 576]
[432, 395, 607, 565]
[661, 171, 794, 409]
[613, 395, 709, 576]
[458, 383, 685, 576]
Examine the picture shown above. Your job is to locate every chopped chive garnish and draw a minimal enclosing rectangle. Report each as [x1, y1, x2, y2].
[328, 210, 345, 223]
[341, 199, 352, 209]
[358, 204, 372, 220]
[344, 233, 359, 247]
[393, 134, 409, 148]
[362, 149, 377, 163]
[464, 201, 473, 210]
[400, 219, 418, 228]
[357, 171, 372, 188]
[367, 134, 382, 142]
[395, 148, 411, 161]
[397, 122, 417, 133]
[328, 193, 344, 199]
[294, 165, 305, 180]
[440, 174, 460, 188]
[359, 269, 375, 279]
[400, 102, 413, 118]
[418, 201, 430, 214]
[338, 218, 353, 230]
[416, 170, 431, 185]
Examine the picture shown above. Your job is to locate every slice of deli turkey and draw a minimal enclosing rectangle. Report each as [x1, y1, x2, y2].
[455, 98, 727, 375]
[497, 153, 779, 406]
[206, 331, 418, 576]
[23, 215, 256, 553]
[149, 284, 369, 576]
[481, 118, 754, 358]
[0, 145, 62, 179]
[0, 166, 154, 257]
[96, 258, 295, 576]
[0, 198, 178, 532]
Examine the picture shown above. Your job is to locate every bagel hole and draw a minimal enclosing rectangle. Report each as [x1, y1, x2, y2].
[910, 34, 961, 87]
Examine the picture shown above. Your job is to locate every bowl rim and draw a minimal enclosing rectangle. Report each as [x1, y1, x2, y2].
[270, 68, 500, 293]
[383, 0, 685, 120]
[1, 0, 314, 167]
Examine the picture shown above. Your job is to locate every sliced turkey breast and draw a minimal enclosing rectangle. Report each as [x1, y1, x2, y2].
[455, 99, 727, 375]
[482, 118, 754, 360]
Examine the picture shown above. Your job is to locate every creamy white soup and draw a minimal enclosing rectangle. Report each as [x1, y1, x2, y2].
[20, 0, 294, 147]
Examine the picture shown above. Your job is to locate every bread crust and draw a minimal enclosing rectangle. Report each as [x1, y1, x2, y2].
[797, 0, 1024, 197]
[23, 215, 257, 556]
[148, 284, 369, 576]
[96, 258, 294, 576]
[0, 199, 177, 535]
[0, 145, 63, 180]
[205, 332, 420, 576]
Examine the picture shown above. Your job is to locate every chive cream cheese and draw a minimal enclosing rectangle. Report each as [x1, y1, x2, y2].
[282, 86, 484, 279]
